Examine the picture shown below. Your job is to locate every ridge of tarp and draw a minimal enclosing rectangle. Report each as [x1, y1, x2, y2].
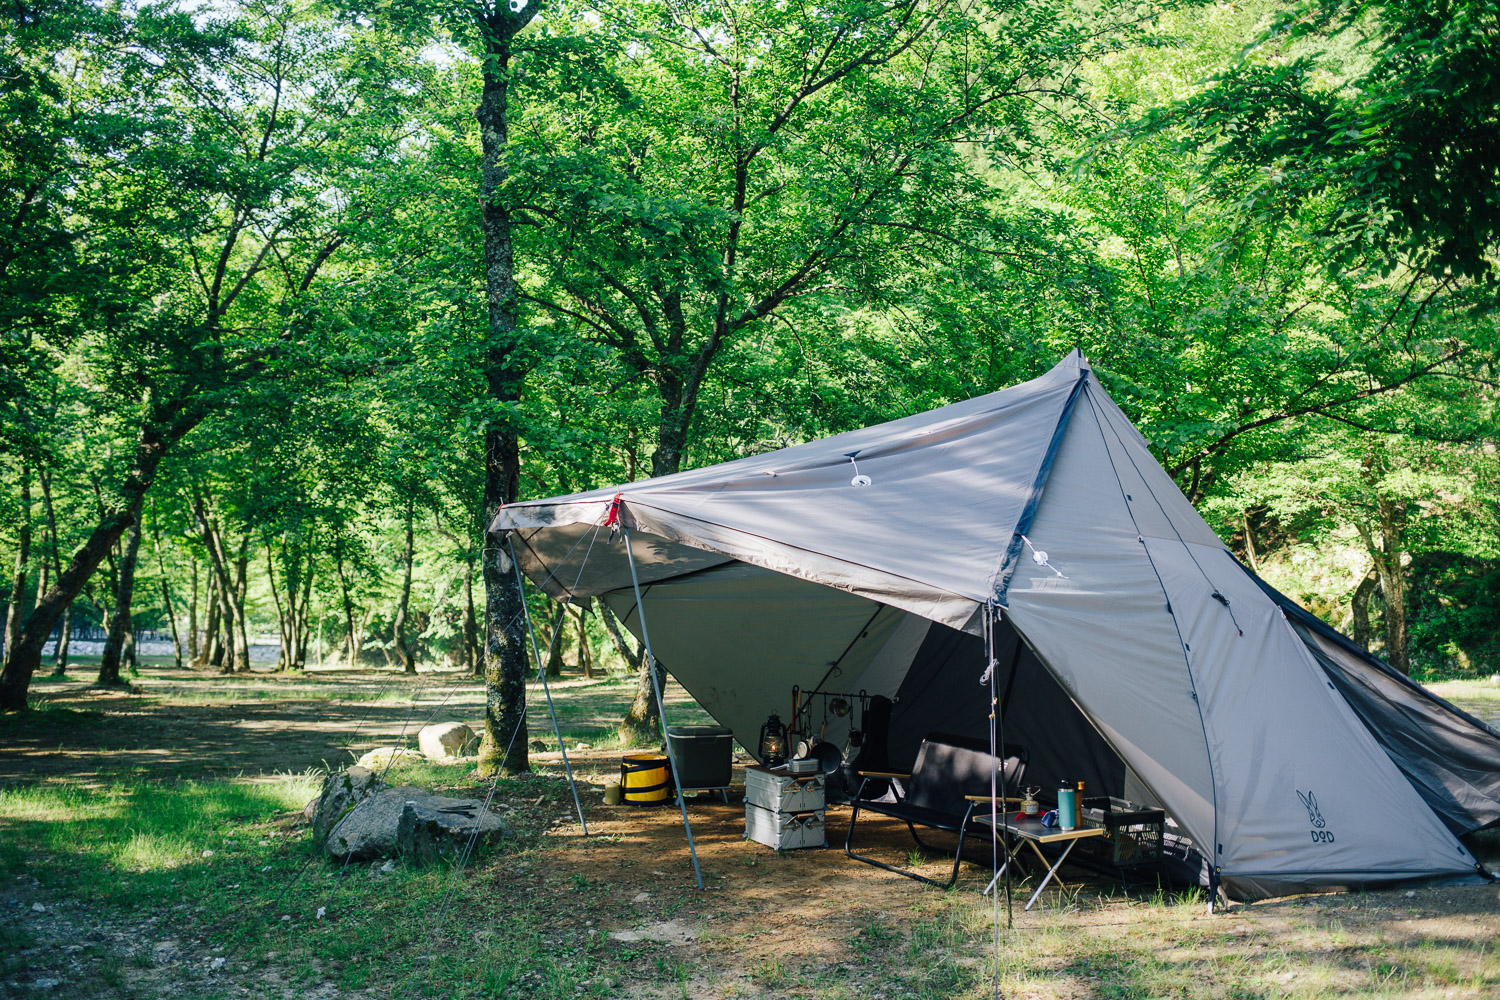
[494, 353, 1091, 629]
[992, 350, 1090, 603]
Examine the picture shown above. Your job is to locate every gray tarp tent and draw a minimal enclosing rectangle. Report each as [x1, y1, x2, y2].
[494, 351, 1500, 899]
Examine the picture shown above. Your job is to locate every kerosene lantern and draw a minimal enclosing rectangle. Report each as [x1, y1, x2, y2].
[759, 713, 788, 768]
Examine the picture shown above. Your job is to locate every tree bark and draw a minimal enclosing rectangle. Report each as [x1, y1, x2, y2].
[473, 1, 540, 778]
[463, 551, 478, 676]
[1351, 568, 1380, 652]
[151, 504, 184, 669]
[394, 499, 416, 674]
[194, 494, 235, 673]
[334, 537, 361, 668]
[97, 516, 143, 687]
[0, 400, 202, 710]
[38, 469, 69, 677]
[544, 603, 568, 678]
[3, 462, 32, 674]
[187, 556, 199, 662]
[572, 604, 594, 679]
[600, 600, 641, 675]
[196, 585, 221, 669]
[295, 548, 313, 669]
[266, 540, 290, 670]
[619, 655, 667, 745]
[231, 532, 250, 672]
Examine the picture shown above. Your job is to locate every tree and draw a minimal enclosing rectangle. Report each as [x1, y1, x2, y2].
[0, 0, 426, 708]
[1177, 0, 1500, 284]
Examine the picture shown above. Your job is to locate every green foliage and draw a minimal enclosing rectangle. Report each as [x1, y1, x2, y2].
[2, 0, 1497, 694]
[1176, 0, 1500, 282]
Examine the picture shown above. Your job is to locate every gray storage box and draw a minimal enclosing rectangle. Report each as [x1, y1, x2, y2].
[744, 803, 826, 850]
[744, 765, 826, 814]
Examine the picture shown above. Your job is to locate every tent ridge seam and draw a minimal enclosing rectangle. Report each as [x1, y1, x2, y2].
[991, 372, 1090, 604]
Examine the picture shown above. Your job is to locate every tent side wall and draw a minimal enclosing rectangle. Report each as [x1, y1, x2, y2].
[1248, 570, 1500, 836]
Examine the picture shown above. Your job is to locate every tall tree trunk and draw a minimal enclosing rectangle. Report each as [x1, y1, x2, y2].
[1241, 509, 1260, 573]
[196, 587, 220, 669]
[572, 604, 594, 679]
[334, 538, 361, 668]
[231, 531, 250, 672]
[98, 517, 143, 687]
[194, 495, 234, 673]
[600, 600, 641, 676]
[266, 540, 290, 670]
[544, 603, 567, 678]
[474, 2, 539, 777]
[187, 556, 199, 662]
[194, 495, 250, 673]
[395, 499, 416, 674]
[0, 398, 202, 710]
[1357, 452, 1411, 674]
[151, 504, 184, 669]
[3, 462, 31, 673]
[619, 656, 667, 745]
[50, 607, 71, 677]
[463, 551, 478, 676]
[1351, 568, 1379, 652]
[38, 469, 69, 677]
[614, 395, 702, 737]
[294, 548, 313, 670]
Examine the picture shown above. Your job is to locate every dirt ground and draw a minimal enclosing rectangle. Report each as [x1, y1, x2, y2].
[6, 667, 1500, 999]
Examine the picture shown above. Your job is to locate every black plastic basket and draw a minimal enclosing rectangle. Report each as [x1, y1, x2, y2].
[1079, 796, 1165, 868]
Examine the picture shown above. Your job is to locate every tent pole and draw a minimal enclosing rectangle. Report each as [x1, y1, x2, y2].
[622, 525, 705, 890]
[508, 538, 589, 836]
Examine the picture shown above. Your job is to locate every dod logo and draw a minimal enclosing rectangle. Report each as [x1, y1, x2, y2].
[1297, 789, 1336, 844]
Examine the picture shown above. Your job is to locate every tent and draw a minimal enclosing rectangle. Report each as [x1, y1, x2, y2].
[493, 351, 1500, 900]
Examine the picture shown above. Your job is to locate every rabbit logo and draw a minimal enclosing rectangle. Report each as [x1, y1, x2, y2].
[1297, 789, 1335, 843]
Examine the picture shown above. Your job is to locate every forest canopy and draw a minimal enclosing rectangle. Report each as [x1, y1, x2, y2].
[2, 0, 1497, 769]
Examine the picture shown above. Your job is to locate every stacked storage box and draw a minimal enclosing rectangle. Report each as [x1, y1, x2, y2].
[744, 765, 826, 849]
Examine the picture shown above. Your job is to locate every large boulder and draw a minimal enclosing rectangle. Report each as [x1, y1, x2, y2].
[396, 797, 511, 862]
[304, 766, 385, 841]
[418, 721, 479, 760]
[325, 788, 510, 862]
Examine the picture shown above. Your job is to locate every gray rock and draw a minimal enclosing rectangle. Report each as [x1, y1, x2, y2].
[396, 797, 511, 862]
[305, 767, 385, 842]
[418, 722, 478, 760]
[325, 788, 509, 862]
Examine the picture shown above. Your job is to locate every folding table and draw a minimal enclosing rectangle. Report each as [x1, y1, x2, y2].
[967, 798, 1107, 910]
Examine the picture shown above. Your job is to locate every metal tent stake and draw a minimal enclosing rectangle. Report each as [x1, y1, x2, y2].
[622, 525, 705, 890]
[508, 538, 589, 836]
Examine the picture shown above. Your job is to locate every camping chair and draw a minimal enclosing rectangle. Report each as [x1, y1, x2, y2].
[844, 733, 1028, 888]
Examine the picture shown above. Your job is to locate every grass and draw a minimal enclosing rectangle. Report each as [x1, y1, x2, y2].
[5, 667, 1500, 999]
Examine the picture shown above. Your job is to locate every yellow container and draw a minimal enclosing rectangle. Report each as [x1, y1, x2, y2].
[621, 753, 672, 804]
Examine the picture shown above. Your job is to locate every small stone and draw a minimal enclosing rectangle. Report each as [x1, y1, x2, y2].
[1405, 890, 1416, 898]
[201, 850, 214, 858]
[379, 860, 397, 874]
[31, 978, 59, 990]
[280, 915, 291, 922]
[632, 892, 650, 903]
[31, 902, 45, 913]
